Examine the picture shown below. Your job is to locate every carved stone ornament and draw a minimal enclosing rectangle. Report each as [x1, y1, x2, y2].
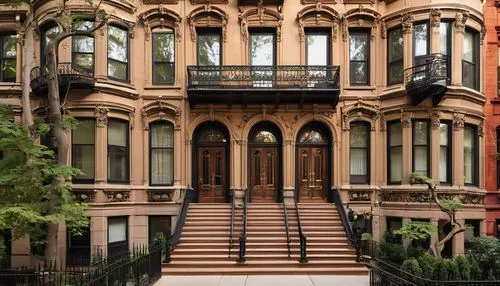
[342, 18, 348, 41]
[480, 26, 486, 45]
[379, 113, 386, 132]
[342, 101, 379, 131]
[141, 98, 181, 130]
[430, 9, 441, 28]
[400, 112, 412, 128]
[401, 13, 413, 34]
[454, 12, 469, 34]
[139, 6, 182, 41]
[297, 4, 340, 43]
[371, 18, 378, 39]
[349, 190, 372, 201]
[430, 112, 440, 129]
[95, 107, 109, 127]
[239, 4, 283, 42]
[380, 190, 484, 205]
[106, 191, 130, 202]
[71, 190, 96, 203]
[188, 5, 229, 42]
[148, 189, 174, 202]
[380, 20, 386, 39]
[453, 113, 465, 130]
[479, 121, 484, 137]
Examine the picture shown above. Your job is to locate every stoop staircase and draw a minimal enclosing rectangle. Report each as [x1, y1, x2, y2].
[163, 202, 368, 275]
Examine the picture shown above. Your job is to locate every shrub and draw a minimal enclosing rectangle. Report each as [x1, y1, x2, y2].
[402, 258, 423, 277]
[432, 260, 448, 281]
[443, 258, 460, 281]
[417, 252, 437, 280]
[454, 256, 471, 281]
[467, 236, 500, 280]
[380, 241, 406, 264]
[406, 245, 426, 259]
[383, 230, 402, 244]
[470, 260, 482, 280]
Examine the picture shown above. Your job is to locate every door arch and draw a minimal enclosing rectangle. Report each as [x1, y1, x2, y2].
[193, 122, 230, 203]
[248, 121, 283, 203]
[296, 122, 331, 202]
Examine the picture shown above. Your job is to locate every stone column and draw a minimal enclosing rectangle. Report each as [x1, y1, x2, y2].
[91, 216, 108, 256]
[174, 126, 182, 187]
[430, 113, 440, 182]
[95, 108, 108, 184]
[452, 219, 465, 257]
[402, 14, 414, 73]
[453, 114, 465, 186]
[452, 13, 467, 86]
[283, 139, 294, 204]
[401, 113, 412, 184]
[402, 217, 411, 248]
[430, 9, 442, 54]
[130, 216, 148, 245]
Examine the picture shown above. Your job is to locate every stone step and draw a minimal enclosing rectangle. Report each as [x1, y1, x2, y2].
[162, 266, 368, 276]
[170, 253, 358, 261]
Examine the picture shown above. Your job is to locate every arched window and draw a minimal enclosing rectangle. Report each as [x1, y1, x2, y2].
[197, 128, 227, 143]
[350, 121, 370, 184]
[150, 121, 174, 186]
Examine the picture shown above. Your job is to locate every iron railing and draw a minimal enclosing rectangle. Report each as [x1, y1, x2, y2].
[187, 65, 340, 90]
[166, 187, 196, 263]
[228, 190, 235, 258]
[30, 62, 95, 93]
[282, 197, 292, 259]
[404, 53, 449, 92]
[238, 190, 248, 263]
[332, 189, 360, 261]
[0, 243, 161, 286]
[293, 193, 307, 263]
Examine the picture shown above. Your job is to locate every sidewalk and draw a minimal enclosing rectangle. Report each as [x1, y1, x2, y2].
[155, 275, 369, 286]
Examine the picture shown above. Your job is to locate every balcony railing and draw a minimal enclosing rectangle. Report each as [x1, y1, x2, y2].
[30, 62, 95, 96]
[404, 53, 449, 105]
[187, 65, 340, 106]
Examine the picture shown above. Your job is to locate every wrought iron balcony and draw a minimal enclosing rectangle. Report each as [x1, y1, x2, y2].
[187, 65, 340, 106]
[30, 62, 95, 96]
[404, 53, 450, 106]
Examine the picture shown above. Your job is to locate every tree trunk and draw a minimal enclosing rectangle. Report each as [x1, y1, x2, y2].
[21, 18, 34, 128]
[43, 41, 68, 262]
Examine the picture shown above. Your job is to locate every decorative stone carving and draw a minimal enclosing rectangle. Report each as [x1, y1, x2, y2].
[148, 189, 174, 202]
[141, 98, 181, 130]
[401, 13, 413, 34]
[380, 190, 484, 205]
[342, 18, 348, 41]
[342, 101, 379, 131]
[479, 121, 484, 137]
[379, 113, 386, 132]
[453, 113, 465, 130]
[106, 191, 130, 202]
[349, 190, 372, 201]
[139, 6, 182, 41]
[430, 9, 441, 28]
[297, 4, 340, 43]
[430, 112, 440, 129]
[71, 190, 96, 203]
[480, 26, 486, 45]
[380, 20, 386, 39]
[371, 18, 378, 39]
[239, 4, 283, 43]
[129, 112, 135, 129]
[400, 112, 412, 128]
[188, 5, 229, 42]
[95, 107, 109, 127]
[454, 12, 469, 34]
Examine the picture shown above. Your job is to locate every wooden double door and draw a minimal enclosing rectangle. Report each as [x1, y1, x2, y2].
[250, 147, 279, 202]
[198, 146, 227, 203]
[297, 146, 328, 202]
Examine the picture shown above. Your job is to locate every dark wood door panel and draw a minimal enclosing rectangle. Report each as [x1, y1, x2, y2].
[198, 147, 227, 203]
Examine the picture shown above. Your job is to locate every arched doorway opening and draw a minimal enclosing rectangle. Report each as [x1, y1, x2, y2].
[296, 122, 331, 202]
[193, 122, 230, 203]
[248, 122, 283, 203]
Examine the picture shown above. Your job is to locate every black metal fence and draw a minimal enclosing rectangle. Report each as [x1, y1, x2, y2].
[0, 243, 161, 286]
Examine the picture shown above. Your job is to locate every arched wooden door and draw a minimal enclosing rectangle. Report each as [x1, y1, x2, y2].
[194, 123, 229, 203]
[248, 122, 282, 203]
[296, 122, 331, 202]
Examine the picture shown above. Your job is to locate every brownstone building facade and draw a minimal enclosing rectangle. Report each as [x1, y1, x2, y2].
[0, 0, 489, 265]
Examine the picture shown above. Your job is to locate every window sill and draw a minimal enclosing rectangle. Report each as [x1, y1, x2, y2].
[144, 85, 182, 90]
[344, 86, 376, 91]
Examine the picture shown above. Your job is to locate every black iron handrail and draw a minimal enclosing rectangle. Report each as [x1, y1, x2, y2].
[238, 190, 248, 263]
[293, 193, 307, 263]
[404, 53, 450, 90]
[30, 62, 94, 82]
[332, 189, 360, 261]
[282, 197, 292, 258]
[187, 65, 340, 89]
[228, 190, 235, 258]
[165, 187, 196, 263]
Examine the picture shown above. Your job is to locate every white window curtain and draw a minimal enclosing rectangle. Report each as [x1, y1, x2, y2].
[108, 217, 127, 243]
[464, 126, 474, 184]
[350, 123, 369, 182]
[151, 123, 174, 185]
[413, 121, 429, 176]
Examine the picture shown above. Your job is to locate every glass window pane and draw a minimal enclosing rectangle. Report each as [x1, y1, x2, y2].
[108, 59, 127, 80]
[413, 121, 429, 145]
[108, 217, 127, 243]
[198, 33, 220, 66]
[74, 21, 94, 32]
[73, 145, 95, 179]
[74, 36, 94, 53]
[439, 22, 450, 55]
[464, 31, 474, 63]
[2, 59, 16, 81]
[73, 54, 93, 70]
[108, 120, 127, 147]
[254, 130, 277, 143]
[151, 123, 174, 148]
[463, 61, 475, 89]
[154, 32, 175, 62]
[388, 28, 403, 62]
[350, 33, 368, 61]
[153, 63, 174, 84]
[45, 26, 60, 49]
[464, 126, 474, 184]
[390, 146, 402, 182]
[108, 26, 128, 62]
[350, 123, 368, 148]
[350, 149, 367, 175]
[73, 120, 95, 144]
[108, 146, 127, 182]
[440, 146, 448, 182]
[250, 34, 274, 65]
[350, 62, 368, 85]
[3, 35, 16, 57]
[414, 146, 428, 175]
[389, 61, 403, 84]
[151, 149, 173, 185]
[307, 34, 328, 65]
[414, 23, 428, 57]
[439, 123, 448, 146]
[298, 130, 325, 143]
[389, 123, 402, 147]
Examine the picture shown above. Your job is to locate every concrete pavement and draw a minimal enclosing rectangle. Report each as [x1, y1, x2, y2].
[155, 275, 369, 286]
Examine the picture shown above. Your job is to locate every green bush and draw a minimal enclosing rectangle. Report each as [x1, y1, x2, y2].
[383, 230, 402, 244]
[454, 256, 471, 281]
[380, 241, 406, 264]
[406, 245, 426, 259]
[470, 260, 482, 281]
[432, 260, 448, 281]
[417, 252, 437, 280]
[443, 258, 460, 281]
[402, 258, 423, 277]
[467, 236, 500, 280]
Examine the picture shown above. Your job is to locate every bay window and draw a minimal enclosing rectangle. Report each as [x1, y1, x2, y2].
[108, 25, 128, 81]
[412, 120, 430, 177]
[388, 121, 402, 184]
[387, 27, 403, 85]
[413, 22, 429, 66]
[108, 119, 129, 183]
[463, 29, 479, 90]
[72, 21, 94, 73]
[439, 122, 452, 184]
[72, 119, 95, 183]
[464, 124, 478, 186]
